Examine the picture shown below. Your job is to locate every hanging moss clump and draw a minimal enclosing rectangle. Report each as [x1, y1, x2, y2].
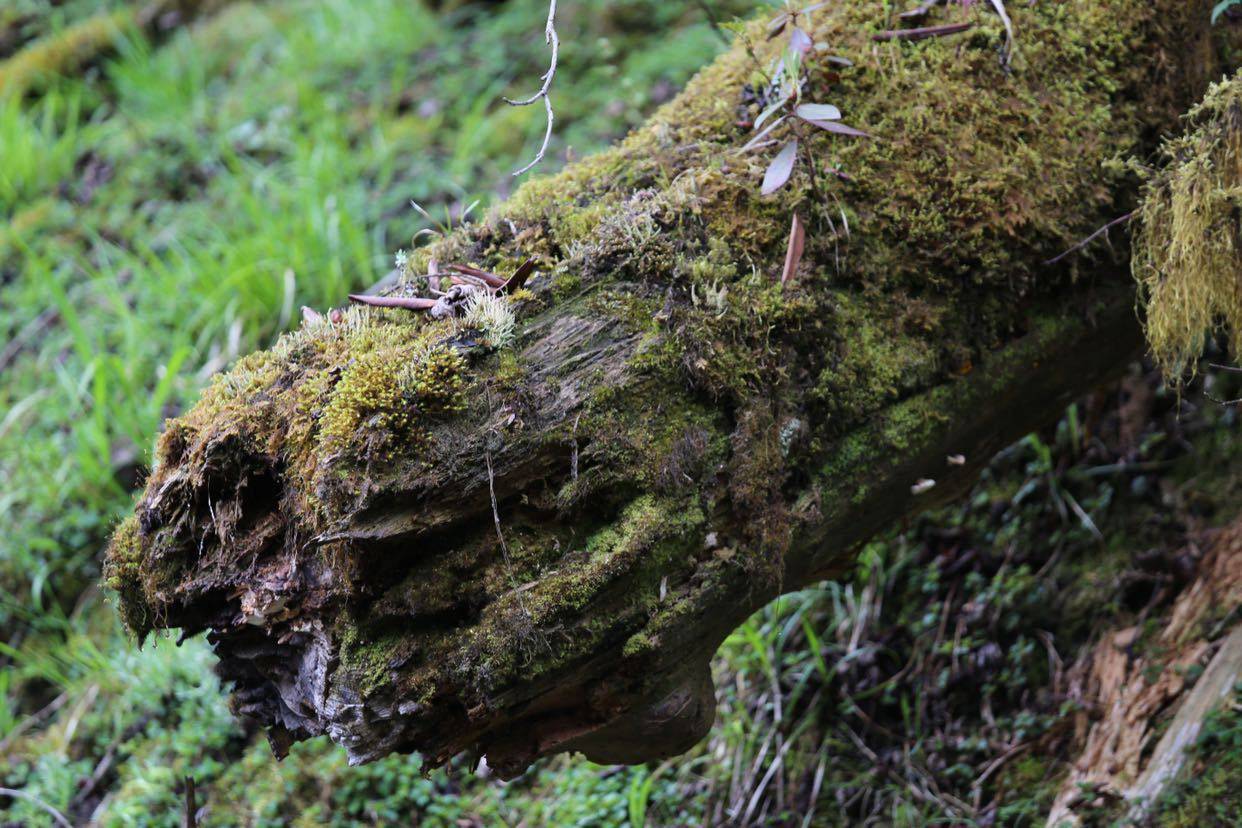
[1134, 72, 1242, 381]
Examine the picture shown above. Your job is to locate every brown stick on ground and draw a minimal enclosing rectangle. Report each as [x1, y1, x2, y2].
[872, 22, 974, 42]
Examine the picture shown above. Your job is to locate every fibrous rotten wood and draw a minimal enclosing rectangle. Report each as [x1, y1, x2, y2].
[106, 0, 1230, 777]
[1046, 518, 1242, 825]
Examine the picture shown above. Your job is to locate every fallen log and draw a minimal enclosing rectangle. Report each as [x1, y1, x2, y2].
[0, 0, 240, 98]
[106, 0, 1230, 777]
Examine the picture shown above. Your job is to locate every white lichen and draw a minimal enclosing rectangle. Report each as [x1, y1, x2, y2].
[461, 291, 517, 349]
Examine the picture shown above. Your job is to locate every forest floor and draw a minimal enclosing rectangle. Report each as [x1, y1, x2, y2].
[1, 1, 1239, 826]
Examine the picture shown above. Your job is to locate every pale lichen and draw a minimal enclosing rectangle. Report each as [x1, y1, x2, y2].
[1134, 72, 1242, 381]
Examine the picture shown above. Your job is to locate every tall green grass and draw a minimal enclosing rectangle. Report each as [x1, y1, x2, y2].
[1, 0, 764, 823]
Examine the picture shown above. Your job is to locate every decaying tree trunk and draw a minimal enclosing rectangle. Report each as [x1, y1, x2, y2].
[1046, 518, 1242, 825]
[0, 0, 239, 98]
[105, 0, 1232, 778]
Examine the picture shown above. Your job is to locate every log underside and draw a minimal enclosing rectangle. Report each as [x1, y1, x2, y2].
[105, 0, 1231, 776]
[218, 289, 1141, 776]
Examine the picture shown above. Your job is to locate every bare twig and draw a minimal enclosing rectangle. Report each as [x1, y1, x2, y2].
[1043, 210, 1136, 265]
[693, 0, 730, 44]
[0, 691, 68, 755]
[485, 449, 513, 571]
[506, 0, 559, 176]
[0, 787, 73, 828]
[899, 0, 947, 20]
[347, 294, 437, 311]
[872, 22, 974, 41]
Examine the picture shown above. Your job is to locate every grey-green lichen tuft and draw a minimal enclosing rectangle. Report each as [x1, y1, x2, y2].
[1134, 71, 1242, 381]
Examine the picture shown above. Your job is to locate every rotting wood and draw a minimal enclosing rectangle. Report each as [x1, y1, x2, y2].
[105, 0, 1232, 777]
[1046, 519, 1242, 825]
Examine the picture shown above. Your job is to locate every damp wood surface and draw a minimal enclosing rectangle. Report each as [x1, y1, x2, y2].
[105, 0, 1237, 776]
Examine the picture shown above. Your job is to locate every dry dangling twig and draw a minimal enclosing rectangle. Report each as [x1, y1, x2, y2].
[506, 0, 560, 176]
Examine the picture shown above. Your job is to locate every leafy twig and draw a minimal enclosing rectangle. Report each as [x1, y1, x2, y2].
[506, 0, 559, 176]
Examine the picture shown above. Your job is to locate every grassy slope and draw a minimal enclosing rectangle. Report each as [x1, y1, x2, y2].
[2, 1, 1240, 825]
[0, 0, 759, 824]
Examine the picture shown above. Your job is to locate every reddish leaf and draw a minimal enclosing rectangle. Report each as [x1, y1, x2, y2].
[501, 258, 537, 294]
[446, 263, 505, 288]
[762, 139, 799, 195]
[806, 119, 871, 138]
[753, 92, 791, 133]
[790, 27, 813, 55]
[781, 213, 806, 287]
[766, 12, 790, 38]
[741, 115, 788, 152]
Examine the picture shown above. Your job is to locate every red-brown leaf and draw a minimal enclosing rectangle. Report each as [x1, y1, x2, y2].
[781, 213, 806, 287]
[805, 119, 871, 138]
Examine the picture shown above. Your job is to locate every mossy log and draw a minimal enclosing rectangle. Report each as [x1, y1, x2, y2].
[107, 0, 1231, 777]
[0, 0, 238, 98]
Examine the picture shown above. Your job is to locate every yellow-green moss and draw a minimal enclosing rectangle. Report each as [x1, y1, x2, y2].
[1134, 72, 1242, 380]
[103, 514, 151, 637]
[319, 352, 409, 455]
[0, 9, 132, 98]
[492, 0, 1211, 302]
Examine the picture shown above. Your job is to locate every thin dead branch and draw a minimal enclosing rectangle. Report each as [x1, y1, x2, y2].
[1044, 210, 1136, 265]
[872, 22, 974, 42]
[506, 0, 559, 176]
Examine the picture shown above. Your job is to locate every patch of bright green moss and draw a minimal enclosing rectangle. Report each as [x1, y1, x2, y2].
[103, 514, 151, 638]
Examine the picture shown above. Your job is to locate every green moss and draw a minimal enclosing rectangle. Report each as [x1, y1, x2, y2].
[103, 514, 151, 638]
[104, 0, 1231, 772]
[1152, 685, 1242, 827]
[320, 352, 408, 453]
[0, 9, 133, 98]
[337, 615, 406, 694]
[812, 292, 942, 426]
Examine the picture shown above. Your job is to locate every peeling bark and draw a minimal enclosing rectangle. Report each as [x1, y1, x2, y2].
[1047, 518, 1242, 825]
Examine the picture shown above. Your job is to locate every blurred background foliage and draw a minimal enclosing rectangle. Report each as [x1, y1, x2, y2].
[1, 1, 1240, 825]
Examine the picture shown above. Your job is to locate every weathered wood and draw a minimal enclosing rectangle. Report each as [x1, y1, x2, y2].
[1044, 519, 1242, 825]
[106, 0, 1230, 777]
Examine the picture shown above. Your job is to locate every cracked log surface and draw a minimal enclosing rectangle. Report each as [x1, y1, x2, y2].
[106, 0, 1230, 777]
